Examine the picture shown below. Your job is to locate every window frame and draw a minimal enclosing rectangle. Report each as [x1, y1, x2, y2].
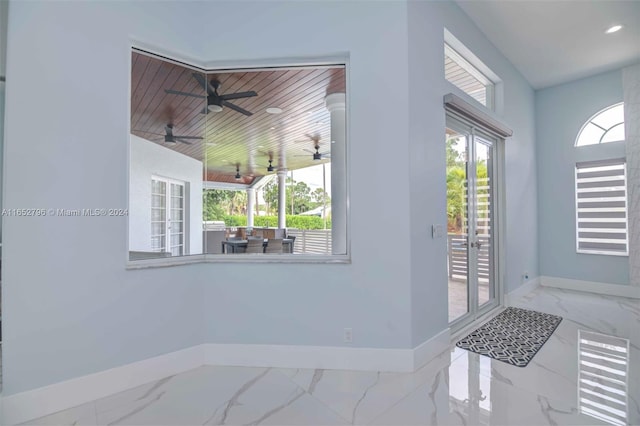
[444, 43, 495, 110]
[127, 48, 351, 268]
[574, 159, 629, 257]
[575, 103, 625, 147]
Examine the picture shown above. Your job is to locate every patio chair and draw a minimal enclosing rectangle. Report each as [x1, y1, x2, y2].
[287, 235, 296, 253]
[245, 238, 265, 254]
[264, 238, 283, 254]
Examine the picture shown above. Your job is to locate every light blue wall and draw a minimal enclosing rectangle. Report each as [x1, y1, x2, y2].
[197, 0, 414, 350]
[1, 0, 7, 243]
[3, 0, 413, 395]
[3, 0, 540, 395]
[3, 0, 208, 395]
[0, 83, 4, 242]
[407, 1, 538, 345]
[536, 69, 629, 284]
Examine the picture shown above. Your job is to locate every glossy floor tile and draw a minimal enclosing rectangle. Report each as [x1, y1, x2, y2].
[22, 286, 640, 425]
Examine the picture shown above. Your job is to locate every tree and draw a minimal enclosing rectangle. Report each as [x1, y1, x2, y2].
[263, 180, 280, 215]
[261, 177, 315, 214]
[446, 137, 465, 168]
[203, 189, 232, 221]
[447, 166, 466, 233]
[310, 187, 330, 207]
[203, 189, 248, 220]
[228, 191, 247, 215]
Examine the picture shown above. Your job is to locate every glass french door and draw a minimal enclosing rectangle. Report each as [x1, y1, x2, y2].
[447, 117, 499, 326]
[151, 177, 185, 256]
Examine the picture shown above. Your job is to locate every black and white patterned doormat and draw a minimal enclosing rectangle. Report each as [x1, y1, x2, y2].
[456, 307, 562, 367]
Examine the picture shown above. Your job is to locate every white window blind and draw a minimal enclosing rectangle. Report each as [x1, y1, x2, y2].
[575, 159, 628, 256]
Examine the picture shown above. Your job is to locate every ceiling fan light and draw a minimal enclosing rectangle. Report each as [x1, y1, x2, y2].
[209, 104, 223, 113]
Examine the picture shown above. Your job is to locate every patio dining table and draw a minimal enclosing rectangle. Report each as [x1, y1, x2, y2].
[221, 238, 294, 254]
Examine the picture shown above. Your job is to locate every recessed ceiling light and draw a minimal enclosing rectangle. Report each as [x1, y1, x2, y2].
[605, 25, 623, 34]
[222, 159, 228, 162]
[270, 127, 276, 130]
[258, 145, 264, 148]
[266, 107, 283, 114]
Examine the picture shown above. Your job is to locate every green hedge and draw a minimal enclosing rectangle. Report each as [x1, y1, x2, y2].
[222, 215, 330, 230]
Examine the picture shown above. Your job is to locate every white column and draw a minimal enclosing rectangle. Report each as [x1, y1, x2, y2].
[623, 64, 640, 286]
[325, 92, 346, 255]
[277, 169, 287, 229]
[246, 187, 255, 228]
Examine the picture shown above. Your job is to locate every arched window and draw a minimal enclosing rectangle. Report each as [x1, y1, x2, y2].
[573, 101, 628, 256]
[575, 103, 625, 146]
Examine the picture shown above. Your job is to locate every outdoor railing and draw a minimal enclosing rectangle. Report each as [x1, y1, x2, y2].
[448, 233, 490, 282]
[286, 229, 331, 254]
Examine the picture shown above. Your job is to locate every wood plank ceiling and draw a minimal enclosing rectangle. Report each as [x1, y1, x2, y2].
[130, 51, 346, 185]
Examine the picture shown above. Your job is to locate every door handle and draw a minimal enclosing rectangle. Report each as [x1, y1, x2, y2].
[470, 241, 482, 249]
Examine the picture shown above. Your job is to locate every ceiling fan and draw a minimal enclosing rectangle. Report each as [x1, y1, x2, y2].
[258, 151, 276, 172]
[165, 73, 258, 116]
[295, 133, 331, 160]
[134, 124, 203, 145]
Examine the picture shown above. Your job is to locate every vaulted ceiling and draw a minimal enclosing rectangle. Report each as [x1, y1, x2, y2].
[130, 51, 345, 185]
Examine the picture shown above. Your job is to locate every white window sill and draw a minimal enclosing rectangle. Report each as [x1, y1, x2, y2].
[126, 253, 351, 269]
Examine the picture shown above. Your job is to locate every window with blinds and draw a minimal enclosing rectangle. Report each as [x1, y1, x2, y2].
[575, 159, 628, 256]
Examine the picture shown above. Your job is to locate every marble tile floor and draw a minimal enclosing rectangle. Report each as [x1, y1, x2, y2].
[21, 286, 640, 425]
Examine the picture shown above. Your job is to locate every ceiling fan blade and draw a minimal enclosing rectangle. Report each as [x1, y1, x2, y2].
[222, 100, 253, 116]
[174, 138, 193, 145]
[164, 89, 206, 99]
[220, 91, 258, 101]
[191, 73, 209, 92]
[302, 148, 316, 154]
[172, 135, 203, 140]
[305, 133, 321, 141]
[132, 130, 164, 136]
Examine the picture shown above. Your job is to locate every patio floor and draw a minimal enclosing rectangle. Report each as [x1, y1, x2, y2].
[448, 279, 490, 323]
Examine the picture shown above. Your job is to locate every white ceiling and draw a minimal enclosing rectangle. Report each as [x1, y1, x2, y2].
[456, 0, 640, 89]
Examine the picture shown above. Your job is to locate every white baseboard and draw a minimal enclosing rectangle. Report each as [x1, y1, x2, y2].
[413, 329, 450, 370]
[203, 343, 415, 373]
[540, 276, 640, 299]
[504, 277, 541, 306]
[1, 334, 452, 425]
